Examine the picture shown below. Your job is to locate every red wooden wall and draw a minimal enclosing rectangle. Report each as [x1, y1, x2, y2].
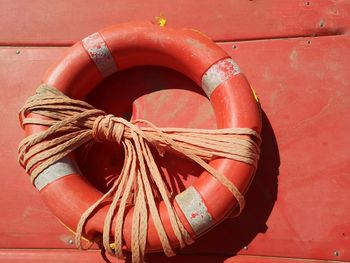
[0, 1, 349, 262]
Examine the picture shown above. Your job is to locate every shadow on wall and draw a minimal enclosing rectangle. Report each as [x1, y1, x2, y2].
[180, 110, 280, 258]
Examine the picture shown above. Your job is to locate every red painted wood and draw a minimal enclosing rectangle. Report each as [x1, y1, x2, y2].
[1, 35, 349, 261]
[0, 47, 76, 249]
[0, 250, 117, 263]
[0, 0, 349, 45]
[0, 250, 347, 263]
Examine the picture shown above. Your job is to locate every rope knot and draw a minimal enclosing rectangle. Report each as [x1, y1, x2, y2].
[92, 114, 125, 144]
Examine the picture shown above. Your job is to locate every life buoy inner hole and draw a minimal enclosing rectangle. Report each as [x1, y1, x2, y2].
[80, 65, 217, 195]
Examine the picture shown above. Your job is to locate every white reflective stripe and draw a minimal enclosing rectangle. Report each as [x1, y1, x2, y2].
[201, 58, 241, 98]
[82, 32, 117, 77]
[34, 157, 81, 191]
[175, 186, 214, 235]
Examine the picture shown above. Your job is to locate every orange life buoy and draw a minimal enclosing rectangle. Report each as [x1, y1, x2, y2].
[24, 22, 261, 252]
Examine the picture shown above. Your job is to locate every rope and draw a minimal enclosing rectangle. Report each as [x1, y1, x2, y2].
[18, 84, 261, 263]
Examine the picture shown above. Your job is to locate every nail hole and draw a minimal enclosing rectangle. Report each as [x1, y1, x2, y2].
[16, 50, 20, 54]
[232, 45, 237, 49]
[319, 20, 325, 28]
[306, 1, 310, 6]
[334, 251, 339, 257]
[307, 40, 311, 45]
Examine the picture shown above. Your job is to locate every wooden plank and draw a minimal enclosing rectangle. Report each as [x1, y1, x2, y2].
[0, 35, 349, 261]
[0, 47, 75, 249]
[0, 250, 114, 263]
[0, 0, 349, 45]
[0, 250, 347, 263]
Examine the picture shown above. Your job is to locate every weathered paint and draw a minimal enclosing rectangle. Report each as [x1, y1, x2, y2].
[1, 1, 350, 45]
[201, 58, 240, 98]
[175, 186, 214, 235]
[34, 157, 81, 191]
[81, 32, 117, 77]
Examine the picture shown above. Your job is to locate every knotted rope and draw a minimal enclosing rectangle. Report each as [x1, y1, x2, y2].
[18, 84, 261, 263]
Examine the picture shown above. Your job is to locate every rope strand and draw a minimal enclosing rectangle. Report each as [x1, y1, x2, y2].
[18, 84, 261, 263]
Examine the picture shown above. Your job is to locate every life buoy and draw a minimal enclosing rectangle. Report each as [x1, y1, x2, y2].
[24, 22, 261, 252]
